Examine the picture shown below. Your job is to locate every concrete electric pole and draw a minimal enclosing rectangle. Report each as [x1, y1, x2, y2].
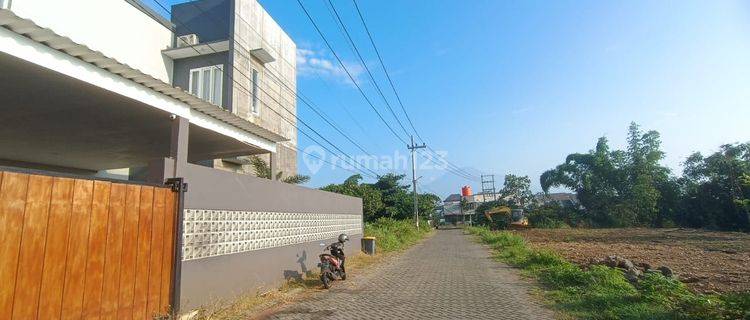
[408, 135, 426, 228]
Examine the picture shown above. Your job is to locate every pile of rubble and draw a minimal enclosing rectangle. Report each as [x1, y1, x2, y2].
[588, 255, 674, 283]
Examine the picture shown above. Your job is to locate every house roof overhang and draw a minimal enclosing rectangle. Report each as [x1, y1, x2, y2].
[0, 9, 288, 171]
[0, 9, 287, 144]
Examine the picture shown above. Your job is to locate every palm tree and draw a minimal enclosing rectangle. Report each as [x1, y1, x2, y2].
[249, 156, 310, 184]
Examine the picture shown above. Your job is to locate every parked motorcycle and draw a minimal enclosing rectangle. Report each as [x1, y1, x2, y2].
[318, 233, 349, 289]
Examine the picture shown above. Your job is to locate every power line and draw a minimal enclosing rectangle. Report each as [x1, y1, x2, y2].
[302, 148, 376, 179]
[148, 0, 380, 179]
[417, 150, 479, 182]
[350, 0, 421, 141]
[325, 0, 411, 138]
[348, 0, 481, 181]
[232, 9, 384, 153]
[229, 11, 384, 153]
[307, 70, 383, 150]
[426, 146, 481, 180]
[297, 0, 479, 182]
[296, 0, 408, 145]
[315, 0, 385, 150]
[320, 0, 359, 58]
[291, 82, 377, 159]
[245, 0, 480, 183]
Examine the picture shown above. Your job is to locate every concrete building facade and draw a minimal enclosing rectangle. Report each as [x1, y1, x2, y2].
[168, 0, 298, 178]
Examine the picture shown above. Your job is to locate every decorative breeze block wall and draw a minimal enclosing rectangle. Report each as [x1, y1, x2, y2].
[182, 209, 363, 261]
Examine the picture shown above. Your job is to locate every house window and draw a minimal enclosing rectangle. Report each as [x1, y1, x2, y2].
[251, 69, 259, 114]
[188, 65, 223, 106]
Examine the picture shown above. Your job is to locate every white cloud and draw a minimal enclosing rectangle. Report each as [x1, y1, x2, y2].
[296, 47, 363, 86]
[512, 106, 534, 115]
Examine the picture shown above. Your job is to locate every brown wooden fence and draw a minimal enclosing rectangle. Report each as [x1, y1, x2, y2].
[0, 170, 178, 319]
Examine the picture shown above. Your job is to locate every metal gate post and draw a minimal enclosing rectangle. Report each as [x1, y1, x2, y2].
[166, 177, 187, 315]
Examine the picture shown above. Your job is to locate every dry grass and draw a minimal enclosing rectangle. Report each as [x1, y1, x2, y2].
[185, 252, 389, 320]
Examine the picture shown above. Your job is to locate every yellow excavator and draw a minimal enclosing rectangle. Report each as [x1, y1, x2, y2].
[484, 206, 529, 229]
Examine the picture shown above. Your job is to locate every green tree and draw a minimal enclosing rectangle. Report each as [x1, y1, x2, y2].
[526, 202, 583, 228]
[373, 173, 411, 219]
[321, 174, 383, 221]
[738, 174, 750, 210]
[417, 193, 441, 220]
[625, 122, 666, 226]
[540, 123, 750, 231]
[500, 174, 535, 207]
[321, 173, 439, 222]
[540, 123, 672, 227]
[679, 143, 750, 231]
[541, 136, 629, 226]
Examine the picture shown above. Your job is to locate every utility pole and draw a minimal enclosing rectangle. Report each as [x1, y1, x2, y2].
[481, 174, 497, 202]
[460, 199, 464, 224]
[408, 135, 426, 228]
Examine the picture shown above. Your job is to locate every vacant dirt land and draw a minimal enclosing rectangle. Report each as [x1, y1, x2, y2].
[517, 228, 750, 294]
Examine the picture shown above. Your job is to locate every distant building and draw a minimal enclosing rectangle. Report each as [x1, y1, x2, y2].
[442, 193, 475, 224]
[444, 193, 462, 204]
[468, 192, 503, 203]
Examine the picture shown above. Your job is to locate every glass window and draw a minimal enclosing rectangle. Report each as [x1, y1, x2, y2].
[188, 65, 223, 107]
[201, 69, 211, 100]
[251, 69, 259, 114]
[189, 70, 200, 96]
[212, 66, 223, 106]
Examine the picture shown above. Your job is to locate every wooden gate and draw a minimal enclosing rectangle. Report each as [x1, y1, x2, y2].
[0, 170, 179, 319]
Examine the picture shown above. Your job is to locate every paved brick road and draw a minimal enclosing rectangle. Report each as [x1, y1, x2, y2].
[262, 229, 554, 320]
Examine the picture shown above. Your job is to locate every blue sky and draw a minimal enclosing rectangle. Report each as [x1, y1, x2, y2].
[147, 0, 750, 198]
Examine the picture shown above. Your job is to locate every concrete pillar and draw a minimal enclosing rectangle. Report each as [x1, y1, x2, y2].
[269, 152, 277, 180]
[170, 116, 190, 177]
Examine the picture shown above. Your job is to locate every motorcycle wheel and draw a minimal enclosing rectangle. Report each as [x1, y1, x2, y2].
[321, 272, 331, 289]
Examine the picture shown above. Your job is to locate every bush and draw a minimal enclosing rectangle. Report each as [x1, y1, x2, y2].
[527, 203, 582, 228]
[364, 218, 431, 253]
[717, 292, 750, 319]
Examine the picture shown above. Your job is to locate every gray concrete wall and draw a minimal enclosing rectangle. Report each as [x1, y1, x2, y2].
[180, 233, 362, 310]
[172, 0, 231, 44]
[181, 162, 359, 212]
[276, 143, 297, 179]
[178, 162, 363, 310]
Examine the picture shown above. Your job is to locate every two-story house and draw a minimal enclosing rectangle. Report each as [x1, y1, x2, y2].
[0, 0, 297, 180]
[167, 0, 298, 177]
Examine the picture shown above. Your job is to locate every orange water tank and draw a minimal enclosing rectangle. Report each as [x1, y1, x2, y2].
[461, 185, 473, 197]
